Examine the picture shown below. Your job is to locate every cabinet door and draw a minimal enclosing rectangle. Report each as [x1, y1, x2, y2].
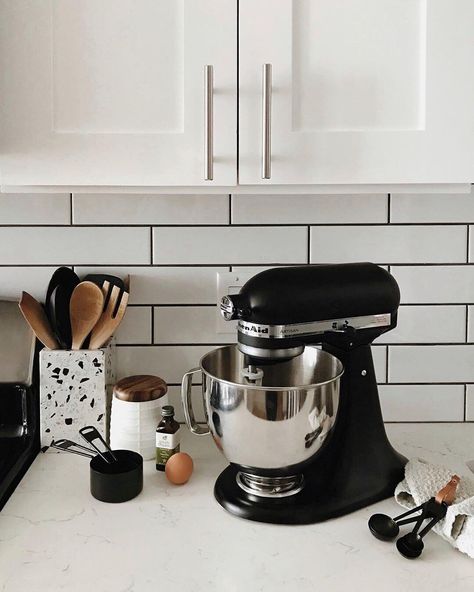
[0, 0, 236, 186]
[240, 0, 474, 185]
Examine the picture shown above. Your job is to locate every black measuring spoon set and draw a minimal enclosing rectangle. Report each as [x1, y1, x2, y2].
[50, 426, 143, 503]
[368, 475, 460, 559]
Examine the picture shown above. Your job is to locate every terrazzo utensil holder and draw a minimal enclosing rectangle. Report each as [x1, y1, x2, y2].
[40, 342, 116, 448]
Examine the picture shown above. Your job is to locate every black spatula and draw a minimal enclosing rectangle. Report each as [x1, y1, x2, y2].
[45, 267, 80, 348]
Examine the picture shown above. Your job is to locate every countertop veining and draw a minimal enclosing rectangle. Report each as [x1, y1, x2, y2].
[0, 424, 473, 592]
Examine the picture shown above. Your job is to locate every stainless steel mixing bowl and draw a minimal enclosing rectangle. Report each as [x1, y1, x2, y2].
[182, 345, 343, 474]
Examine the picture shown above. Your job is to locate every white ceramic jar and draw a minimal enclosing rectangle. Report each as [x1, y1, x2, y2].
[110, 375, 168, 460]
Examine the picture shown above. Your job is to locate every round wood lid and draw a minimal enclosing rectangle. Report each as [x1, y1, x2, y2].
[114, 374, 168, 402]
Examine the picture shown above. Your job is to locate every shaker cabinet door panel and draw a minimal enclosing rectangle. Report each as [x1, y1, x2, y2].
[239, 0, 474, 185]
[0, 0, 236, 186]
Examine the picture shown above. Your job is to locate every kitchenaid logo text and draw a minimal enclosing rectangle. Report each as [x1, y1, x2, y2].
[238, 322, 269, 335]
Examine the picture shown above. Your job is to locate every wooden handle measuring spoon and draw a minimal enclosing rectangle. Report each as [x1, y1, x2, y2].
[70, 281, 104, 350]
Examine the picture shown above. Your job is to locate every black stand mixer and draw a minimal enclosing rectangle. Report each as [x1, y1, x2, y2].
[181, 262, 406, 524]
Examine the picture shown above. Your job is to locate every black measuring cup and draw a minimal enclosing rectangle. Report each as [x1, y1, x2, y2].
[89, 449, 143, 503]
[52, 428, 143, 503]
[78, 426, 143, 503]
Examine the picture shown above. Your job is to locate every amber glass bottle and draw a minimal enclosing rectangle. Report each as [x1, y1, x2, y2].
[156, 405, 180, 471]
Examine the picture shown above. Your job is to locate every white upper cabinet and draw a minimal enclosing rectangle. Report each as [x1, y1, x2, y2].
[0, 0, 237, 186]
[1, 1, 473, 188]
[239, 0, 474, 185]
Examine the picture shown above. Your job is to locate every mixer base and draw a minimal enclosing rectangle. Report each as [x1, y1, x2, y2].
[214, 463, 404, 525]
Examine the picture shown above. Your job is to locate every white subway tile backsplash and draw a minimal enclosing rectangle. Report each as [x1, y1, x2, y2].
[373, 346, 386, 383]
[0, 194, 71, 225]
[0, 227, 149, 265]
[392, 266, 474, 304]
[389, 345, 474, 383]
[376, 305, 466, 344]
[232, 194, 387, 224]
[76, 266, 226, 304]
[310, 226, 466, 264]
[167, 385, 205, 423]
[466, 385, 474, 421]
[116, 346, 212, 383]
[379, 385, 464, 421]
[391, 191, 474, 223]
[115, 307, 152, 345]
[153, 227, 307, 264]
[154, 306, 234, 344]
[1, 192, 472, 424]
[73, 194, 228, 225]
[0, 266, 61, 300]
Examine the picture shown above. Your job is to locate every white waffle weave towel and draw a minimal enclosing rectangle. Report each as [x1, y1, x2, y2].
[394, 458, 474, 559]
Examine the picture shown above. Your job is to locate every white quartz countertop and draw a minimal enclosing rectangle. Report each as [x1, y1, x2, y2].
[0, 424, 473, 592]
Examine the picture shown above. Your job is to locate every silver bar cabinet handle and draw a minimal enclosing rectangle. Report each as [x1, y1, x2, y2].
[204, 65, 214, 181]
[262, 63, 272, 179]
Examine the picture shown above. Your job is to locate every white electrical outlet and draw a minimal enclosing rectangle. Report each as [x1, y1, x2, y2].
[216, 271, 253, 334]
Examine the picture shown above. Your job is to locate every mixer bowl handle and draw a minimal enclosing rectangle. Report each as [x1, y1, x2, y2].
[181, 368, 210, 436]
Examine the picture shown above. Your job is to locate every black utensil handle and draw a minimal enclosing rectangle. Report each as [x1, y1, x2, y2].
[79, 426, 118, 463]
[392, 502, 427, 523]
[418, 516, 443, 539]
[53, 438, 96, 454]
[50, 440, 95, 459]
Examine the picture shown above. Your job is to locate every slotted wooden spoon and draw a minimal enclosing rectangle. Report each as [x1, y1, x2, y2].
[89, 282, 129, 350]
[18, 291, 59, 350]
[70, 281, 104, 350]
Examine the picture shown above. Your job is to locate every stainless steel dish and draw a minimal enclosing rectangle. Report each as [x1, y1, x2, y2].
[182, 345, 343, 476]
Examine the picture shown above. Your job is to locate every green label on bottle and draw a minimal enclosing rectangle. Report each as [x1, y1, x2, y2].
[156, 431, 180, 467]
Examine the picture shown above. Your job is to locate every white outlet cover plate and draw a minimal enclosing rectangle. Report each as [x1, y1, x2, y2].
[216, 271, 253, 334]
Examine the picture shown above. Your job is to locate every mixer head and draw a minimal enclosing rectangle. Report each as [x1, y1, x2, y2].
[220, 263, 400, 360]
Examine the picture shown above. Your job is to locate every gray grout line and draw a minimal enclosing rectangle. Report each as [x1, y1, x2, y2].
[151, 306, 155, 346]
[467, 224, 471, 263]
[177, 421, 473, 425]
[149, 226, 153, 264]
[115, 342, 474, 347]
[2, 222, 474, 227]
[3, 262, 474, 268]
[130, 303, 217, 307]
[307, 226, 311, 263]
[466, 304, 469, 342]
[168, 382, 473, 386]
[5, 262, 474, 268]
[464, 384, 467, 421]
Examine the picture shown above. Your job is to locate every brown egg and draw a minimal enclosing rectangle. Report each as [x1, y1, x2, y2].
[165, 452, 194, 485]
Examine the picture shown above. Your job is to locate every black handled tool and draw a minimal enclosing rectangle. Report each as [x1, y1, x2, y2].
[79, 426, 118, 464]
[50, 438, 96, 459]
[368, 475, 460, 559]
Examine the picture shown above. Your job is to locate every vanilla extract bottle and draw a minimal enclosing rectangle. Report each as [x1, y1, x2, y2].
[156, 405, 180, 471]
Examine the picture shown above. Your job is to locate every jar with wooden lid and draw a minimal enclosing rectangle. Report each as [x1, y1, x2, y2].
[110, 375, 168, 460]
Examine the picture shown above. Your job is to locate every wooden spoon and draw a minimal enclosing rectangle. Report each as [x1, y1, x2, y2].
[70, 281, 105, 350]
[18, 291, 60, 350]
[89, 282, 129, 350]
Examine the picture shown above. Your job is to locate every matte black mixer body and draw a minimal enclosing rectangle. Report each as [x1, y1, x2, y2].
[215, 262, 407, 524]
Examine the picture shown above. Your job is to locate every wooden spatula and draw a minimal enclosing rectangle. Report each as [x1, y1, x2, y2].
[19, 291, 60, 350]
[89, 282, 129, 350]
[70, 281, 104, 350]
